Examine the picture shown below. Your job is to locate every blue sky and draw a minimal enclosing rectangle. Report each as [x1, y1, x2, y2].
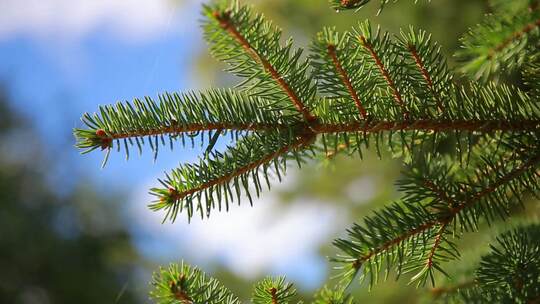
[0, 0, 351, 291]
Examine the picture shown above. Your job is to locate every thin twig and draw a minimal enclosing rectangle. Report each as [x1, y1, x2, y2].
[327, 44, 368, 119]
[212, 11, 317, 122]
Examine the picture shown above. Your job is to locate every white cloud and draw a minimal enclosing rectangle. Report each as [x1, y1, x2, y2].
[128, 170, 347, 288]
[0, 0, 203, 41]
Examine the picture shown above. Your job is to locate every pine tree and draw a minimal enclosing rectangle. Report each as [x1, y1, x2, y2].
[74, 0, 540, 302]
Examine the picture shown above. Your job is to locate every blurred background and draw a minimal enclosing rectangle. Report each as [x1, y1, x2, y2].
[0, 0, 512, 303]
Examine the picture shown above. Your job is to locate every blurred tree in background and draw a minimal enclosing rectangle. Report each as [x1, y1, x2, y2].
[0, 90, 141, 303]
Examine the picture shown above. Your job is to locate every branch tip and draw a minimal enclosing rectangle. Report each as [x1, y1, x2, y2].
[95, 129, 112, 149]
[407, 44, 445, 113]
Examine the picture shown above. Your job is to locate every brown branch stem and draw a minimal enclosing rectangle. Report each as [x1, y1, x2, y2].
[312, 119, 540, 134]
[407, 45, 445, 113]
[327, 44, 368, 119]
[103, 122, 276, 140]
[170, 278, 193, 304]
[269, 287, 279, 304]
[169, 133, 316, 202]
[100, 119, 540, 143]
[359, 35, 409, 119]
[426, 223, 448, 268]
[354, 221, 439, 265]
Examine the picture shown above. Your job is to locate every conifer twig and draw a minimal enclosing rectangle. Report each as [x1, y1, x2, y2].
[212, 10, 317, 123]
[358, 35, 410, 119]
[407, 44, 445, 113]
[488, 18, 540, 59]
[349, 152, 540, 269]
[327, 44, 368, 119]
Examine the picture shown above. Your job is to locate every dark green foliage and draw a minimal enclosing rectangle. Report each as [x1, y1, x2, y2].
[75, 1, 540, 223]
[74, 89, 296, 163]
[202, 1, 317, 120]
[450, 225, 540, 303]
[148, 131, 313, 222]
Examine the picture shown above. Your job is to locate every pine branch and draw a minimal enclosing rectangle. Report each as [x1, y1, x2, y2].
[356, 24, 410, 119]
[457, 4, 540, 81]
[333, 147, 540, 287]
[310, 23, 540, 127]
[72, 1, 540, 301]
[456, 225, 540, 303]
[150, 263, 302, 304]
[203, 2, 317, 122]
[327, 43, 368, 119]
[400, 28, 449, 114]
[74, 89, 297, 162]
[149, 131, 316, 221]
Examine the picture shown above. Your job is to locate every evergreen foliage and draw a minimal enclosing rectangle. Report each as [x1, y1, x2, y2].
[438, 225, 540, 303]
[74, 0, 540, 302]
[456, 1, 540, 81]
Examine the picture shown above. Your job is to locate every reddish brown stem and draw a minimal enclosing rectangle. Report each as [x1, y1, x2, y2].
[212, 11, 317, 123]
[426, 223, 448, 268]
[327, 44, 368, 119]
[170, 278, 193, 304]
[353, 221, 438, 266]
[104, 122, 276, 140]
[269, 287, 279, 304]
[359, 35, 409, 119]
[488, 18, 540, 59]
[407, 45, 445, 113]
[169, 133, 316, 202]
[102, 119, 540, 142]
[423, 180, 455, 207]
[312, 119, 540, 134]
[174, 291, 193, 304]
